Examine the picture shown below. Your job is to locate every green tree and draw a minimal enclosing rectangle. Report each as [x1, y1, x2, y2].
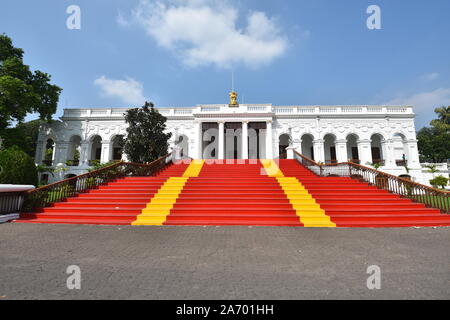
[430, 106, 450, 129]
[0, 34, 61, 131]
[417, 107, 450, 163]
[425, 164, 439, 179]
[429, 175, 449, 189]
[123, 102, 172, 163]
[0, 146, 38, 186]
[0, 119, 46, 157]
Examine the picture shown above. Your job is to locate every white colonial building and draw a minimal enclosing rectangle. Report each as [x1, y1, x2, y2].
[35, 97, 443, 186]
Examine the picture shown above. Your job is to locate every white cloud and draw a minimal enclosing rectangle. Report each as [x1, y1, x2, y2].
[385, 88, 450, 126]
[94, 76, 147, 105]
[116, 10, 129, 27]
[385, 88, 450, 111]
[125, 0, 288, 68]
[420, 72, 440, 81]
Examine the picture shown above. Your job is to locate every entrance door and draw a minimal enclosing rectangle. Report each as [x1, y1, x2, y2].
[330, 147, 337, 163]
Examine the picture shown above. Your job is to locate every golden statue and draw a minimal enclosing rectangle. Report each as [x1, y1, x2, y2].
[229, 91, 238, 107]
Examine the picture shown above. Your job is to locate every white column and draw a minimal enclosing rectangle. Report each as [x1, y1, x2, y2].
[79, 140, 90, 167]
[406, 139, 421, 169]
[218, 121, 225, 160]
[335, 139, 348, 163]
[242, 121, 248, 159]
[100, 140, 111, 164]
[265, 121, 273, 159]
[35, 140, 44, 164]
[358, 139, 372, 166]
[53, 141, 69, 165]
[286, 147, 295, 159]
[293, 139, 302, 154]
[194, 121, 202, 159]
[381, 139, 394, 168]
[313, 139, 324, 163]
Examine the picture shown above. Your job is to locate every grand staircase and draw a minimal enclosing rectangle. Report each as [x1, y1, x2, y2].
[16, 159, 450, 227]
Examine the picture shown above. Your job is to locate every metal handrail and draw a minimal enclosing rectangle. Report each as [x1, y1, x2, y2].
[22, 153, 173, 212]
[293, 150, 449, 213]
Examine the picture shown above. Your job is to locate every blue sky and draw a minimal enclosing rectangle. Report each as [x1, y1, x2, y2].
[1, 0, 449, 129]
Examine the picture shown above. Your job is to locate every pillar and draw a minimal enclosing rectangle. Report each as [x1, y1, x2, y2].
[242, 121, 249, 159]
[218, 121, 224, 160]
[79, 140, 90, 167]
[100, 140, 111, 164]
[406, 139, 421, 169]
[293, 139, 302, 154]
[335, 139, 348, 163]
[357, 139, 372, 166]
[286, 147, 295, 159]
[381, 139, 394, 168]
[194, 121, 202, 159]
[313, 139, 324, 163]
[53, 141, 69, 165]
[265, 121, 273, 159]
[35, 140, 44, 164]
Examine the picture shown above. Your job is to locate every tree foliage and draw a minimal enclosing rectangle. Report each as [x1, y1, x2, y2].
[429, 175, 449, 189]
[417, 106, 450, 163]
[0, 119, 45, 157]
[0, 34, 61, 131]
[0, 146, 38, 186]
[123, 102, 172, 163]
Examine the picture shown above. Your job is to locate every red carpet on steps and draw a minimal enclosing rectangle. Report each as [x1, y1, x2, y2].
[165, 160, 303, 226]
[16, 161, 190, 225]
[278, 159, 450, 227]
[16, 159, 450, 227]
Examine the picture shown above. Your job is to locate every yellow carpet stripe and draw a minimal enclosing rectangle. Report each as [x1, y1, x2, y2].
[260, 159, 284, 177]
[183, 159, 205, 177]
[260, 160, 336, 228]
[132, 160, 204, 226]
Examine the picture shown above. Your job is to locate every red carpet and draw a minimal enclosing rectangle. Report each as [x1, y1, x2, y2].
[278, 159, 450, 227]
[16, 159, 450, 227]
[16, 161, 190, 225]
[165, 160, 303, 226]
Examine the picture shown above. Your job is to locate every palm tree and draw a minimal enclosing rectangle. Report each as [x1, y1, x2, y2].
[425, 164, 439, 178]
[433, 106, 450, 125]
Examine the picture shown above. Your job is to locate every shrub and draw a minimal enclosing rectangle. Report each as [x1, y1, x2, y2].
[0, 146, 38, 186]
[429, 175, 449, 189]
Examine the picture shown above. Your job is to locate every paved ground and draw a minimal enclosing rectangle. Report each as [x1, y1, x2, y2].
[0, 223, 449, 300]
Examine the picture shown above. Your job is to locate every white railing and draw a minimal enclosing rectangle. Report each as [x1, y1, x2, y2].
[61, 105, 414, 119]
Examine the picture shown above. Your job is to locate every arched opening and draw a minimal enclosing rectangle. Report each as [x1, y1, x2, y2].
[393, 133, 409, 166]
[67, 135, 81, 166]
[175, 134, 189, 158]
[346, 134, 360, 164]
[278, 134, 290, 159]
[370, 134, 384, 165]
[43, 138, 55, 166]
[324, 134, 337, 164]
[301, 134, 314, 160]
[89, 135, 102, 165]
[112, 135, 124, 161]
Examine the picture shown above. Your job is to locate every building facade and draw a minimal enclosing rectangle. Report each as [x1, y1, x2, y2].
[36, 101, 435, 185]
